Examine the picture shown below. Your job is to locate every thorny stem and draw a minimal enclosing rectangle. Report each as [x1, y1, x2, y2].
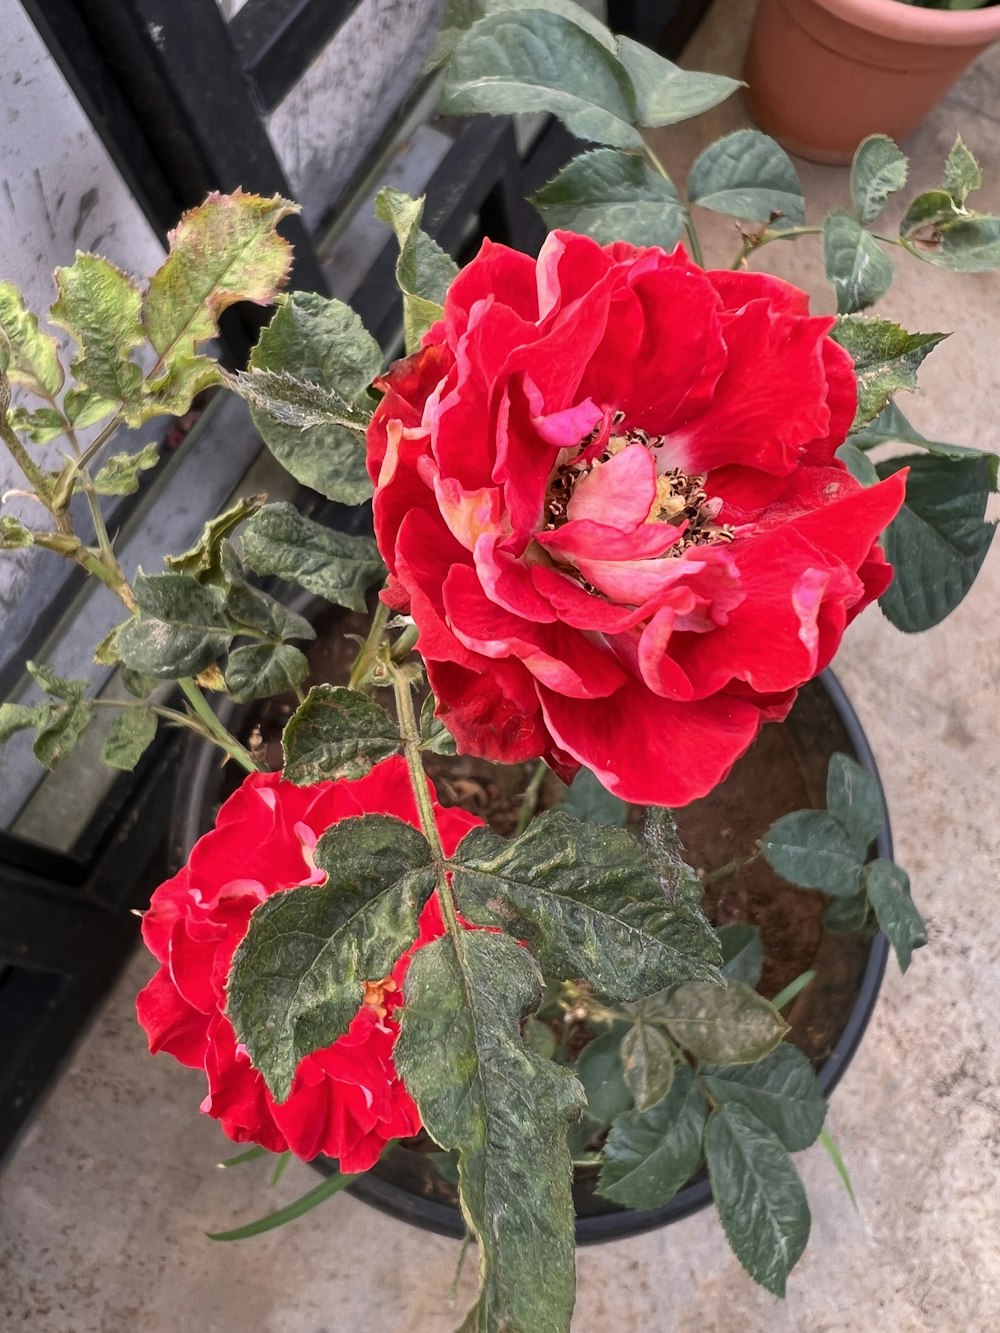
[514, 760, 548, 837]
[642, 143, 705, 267]
[732, 223, 903, 269]
[348, 599, 390, 692]
[177, 677, 256, 772]
[390, 660, 464, 943]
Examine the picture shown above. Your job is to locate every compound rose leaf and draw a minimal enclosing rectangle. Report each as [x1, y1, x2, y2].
[439, 10, 643, 150]
[452, 811, 721, 997]
[281, 685, 400, 785]
[597, 1065, 706, 1209]
[395, 931, 584, 1333]
[241, 502, 385, 613]
[704, 1103, 811, 1297]
[228, 814, 434, 1101]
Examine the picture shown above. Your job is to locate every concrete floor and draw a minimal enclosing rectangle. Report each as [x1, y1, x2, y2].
[3, 3, 1000, 1329]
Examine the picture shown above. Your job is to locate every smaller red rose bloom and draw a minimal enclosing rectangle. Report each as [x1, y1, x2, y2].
[136, 755, 482, 1172]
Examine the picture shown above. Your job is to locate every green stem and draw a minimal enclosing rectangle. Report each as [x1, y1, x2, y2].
[701, 849, 761, 887]
[642, 143, 705, 267]
[514, 760, 548, 837]
[177, 677, 256, 772]
[0, 410, 51, 499]
[348, 599, 390, 692]
[390, 622, 420, 662]
[390, 661, 465, 942]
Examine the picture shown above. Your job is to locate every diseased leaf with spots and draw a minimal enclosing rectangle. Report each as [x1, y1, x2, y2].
[0, 282, 63, 399]
[165, 494, 267, 582]
[705, 1103, 810, 1297]
[91, 442, 160, 496]
[850, 135, 908, 225]
[50, 253, 144, 420]
[647, 980, 788, 1064]
[395, 931, 584, 1333]
[241, 502, 384, 613]
[822, 211, 894, 314]
[248, 290, 381, 504]
[452, 811, 721, 998]
[597, 1065, 706, 1210]
[941, 135, 981, 205]
[102, 707, 157, 771]
[0, 516, 34, 550]
[831, 316, 947, 429]
[281, 685, 400, 784]
[621, 1020, 676, 1111]
[117, 571, 233, 678]
[224, 642, 310, 704]
[228, 815, 434, 1101]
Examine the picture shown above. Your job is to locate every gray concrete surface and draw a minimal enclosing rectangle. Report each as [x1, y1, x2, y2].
[2, 2, 999, 1329]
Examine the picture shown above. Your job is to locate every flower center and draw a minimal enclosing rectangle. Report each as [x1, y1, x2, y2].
[543, 419, 734, 555]
[362, 975, 397, 1019]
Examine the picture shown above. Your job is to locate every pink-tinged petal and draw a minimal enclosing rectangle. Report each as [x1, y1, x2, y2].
[474, 530, 559, 622]
[565, 444, 656, 529]
[372, 420, 440, 581]
[422, 461, 503, 554]
[443, 564, 627, 699]
[535, 230, 615, 322]
[136, 968, 210, 1067]
[492, 376, 566, 537]
[367, 343, 451, 483]
[444, 238, 539, 344]
[636, 605, 698, 700]
[530, 564, 664, 633]
[536, 515, 684, 565]
[667, 300, 836, 476]
[202, 1014, 287, 1153]
[538, 680, 766, 807]
[573, 544, 734, 605]
[392, 508, 487, 668]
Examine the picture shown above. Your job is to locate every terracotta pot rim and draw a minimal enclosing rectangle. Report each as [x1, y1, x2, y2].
[808, 0, 1000, 45]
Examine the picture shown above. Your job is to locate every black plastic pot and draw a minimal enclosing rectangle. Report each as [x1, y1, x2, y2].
[174, 666, 890, 1246]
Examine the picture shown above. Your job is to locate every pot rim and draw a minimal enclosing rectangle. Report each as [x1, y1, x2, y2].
[806, 0, 1000, 46]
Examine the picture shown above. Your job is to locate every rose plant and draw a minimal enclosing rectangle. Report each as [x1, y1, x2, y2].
[1, 1, 998, 1327]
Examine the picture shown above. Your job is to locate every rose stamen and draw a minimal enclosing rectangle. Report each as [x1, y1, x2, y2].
[361, 975, 398, 1019]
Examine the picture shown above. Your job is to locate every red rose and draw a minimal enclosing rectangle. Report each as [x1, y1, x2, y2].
[367, 232, 906, 806]
[136, 756, 482, 1172]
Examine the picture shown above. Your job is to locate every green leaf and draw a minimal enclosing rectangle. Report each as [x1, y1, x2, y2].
[241, 502, 384, 613]
[374, 189, 458, 355]
[818, 1127, 858, 1208]
[836, 441, 880, 486]
[850, 400, 996, 468]
[428, 0, 617, 70]
[760, 810, 865, 896]
[0, 702, 48, 743]
[26, 660, 86, 701]
[688, 130, 805, 225]
[248, 291, 381, 506]
[0, 516, 34, 550]
[395, 930, 584, 1333]
[101, 706, 157, 770]
[0, 282, 63, 399]
[142, 192, 296, 417]
[823, 889, 873, 935]
[704, 1103, 810, 1297]
[91, 442, 160, 496]
[222, 570, 314, 643]
[228, 814, 434, 1101]
[864, 858, 927, 973]
[419, 694, 457, 755]
[900, 188, 1000, 272]
[941, 135, 982, 205]
[718, 922, 763, 987]
[530, 148, 687, 249]
[850, 135, 908, 225]
[224, 642, 309, 704]
[876, 452, 996, 632]
[523, 1014, 557, 1060]
[650, 980, 788, 1065]
[281, 685, 400, 784]
[597, 1065, 706, 1209]
[829, 316, 947, 429]
[224, 368, 371, 431]
[574, 1027, 633, 1127]
[822, 211, 894, 314]
[50, 254, 144, 421]
[439, 10, 642, 150]
[452, 811, 721, 999]
[700, 1045, 827, 1151]
[614, 38, 740, 128]
[621, 1020, 676, 1112]
[117, 571, 233, 678]
[164, 494, 267, 582]
[825, 753, 884, 854]
[207, 1168, 358, 1241]
[7, 405, 66, 442]
[557, 764, 629, 827]
[33, 699, 93, 768]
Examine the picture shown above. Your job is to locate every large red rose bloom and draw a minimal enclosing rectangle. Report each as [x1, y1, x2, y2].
[136, 756, 482, 1172]
[367, 232, 906, 805]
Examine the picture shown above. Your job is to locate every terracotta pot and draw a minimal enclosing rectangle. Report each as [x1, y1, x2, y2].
[744, 0, 1000, 164]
